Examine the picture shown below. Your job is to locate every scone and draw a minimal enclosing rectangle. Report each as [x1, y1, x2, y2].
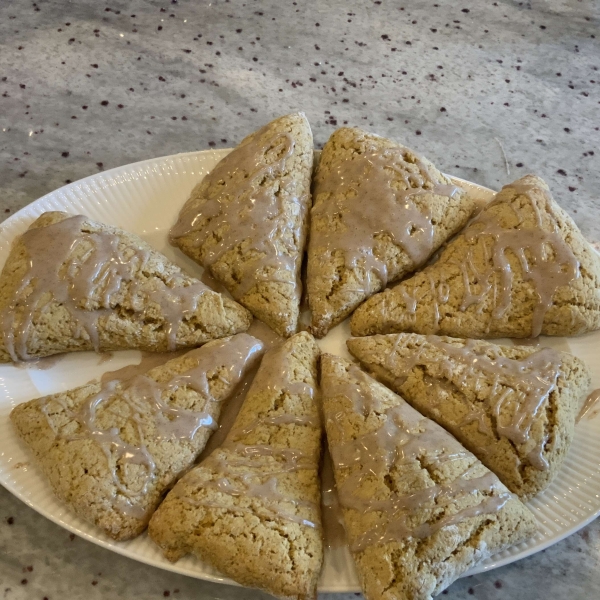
[149, 332, 323, 600]
[0, 211, 252, 362]
[306, 127, 475, 338]
[351, 175, 600, 339]
[170, 113, 314, 338]
[321, 354, 537, 600]
[10, 333, 264, 540]
[348, 333, 591, 499]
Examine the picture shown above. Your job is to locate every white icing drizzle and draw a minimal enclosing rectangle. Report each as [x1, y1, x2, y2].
[1, 215, 212, 361]
[311, 143, 462, 294]
[325, 363, 512, 552]
[39, 334, 263, 520]
[380, 335, 563, 470]
[457, 181, 580, 336]
[175, 340, 320, 529]
[170, 128, 308, 300]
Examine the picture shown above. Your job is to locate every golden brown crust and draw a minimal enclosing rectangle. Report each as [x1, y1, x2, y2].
[351, 175, 600, 339]
[10, 335, 263, 540]
[307, 127, 476, 338]
[0, 211, 252, 362]
[321, 353, 537, 600]
[172, 114, 314, 338]
[347, 333, 591, 499]
[148, 332, 323, 600]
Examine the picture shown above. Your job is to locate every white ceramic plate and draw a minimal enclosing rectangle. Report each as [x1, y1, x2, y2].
[0, 149, 599, 593]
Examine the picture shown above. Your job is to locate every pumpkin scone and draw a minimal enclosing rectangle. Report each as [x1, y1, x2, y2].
[10, 333, 264, 540]
[348, 333, 591, 499]
[149, 332, 323, 600]
[321, 354, 537, 600]
[0, 211, 252, 363]
[351, 175, 600, 339]
[306, 127, 475, 338]
[170, 113, 313, 338]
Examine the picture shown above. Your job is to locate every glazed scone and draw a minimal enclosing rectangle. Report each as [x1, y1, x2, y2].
[348, 333, 591, 499]
[306, 127, 475, 338]
[149, 332, 323, 600]
[10, 334, 264, 540]
[321, 354, 537, 600]
[351, 175, 600, 339]
[0, 211, 252, 362]
[170, 113, 314, 338]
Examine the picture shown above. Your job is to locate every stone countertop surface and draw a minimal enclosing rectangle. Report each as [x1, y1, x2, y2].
[0, 0, 599, 599]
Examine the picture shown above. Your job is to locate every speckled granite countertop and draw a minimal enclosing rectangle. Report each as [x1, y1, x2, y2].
[1, 0, 599, 598]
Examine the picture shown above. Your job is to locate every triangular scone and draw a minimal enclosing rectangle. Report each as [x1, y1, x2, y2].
[170, 114, 314, 338]
[10, 333, 264, 540]
[321, 354, 537, 600]
[351, 175, 600, 339]
[0, 211, 252, 362]
[149, 332, 322, 600]
[348, 334, 591, 499]
[306, 127, 475, 338]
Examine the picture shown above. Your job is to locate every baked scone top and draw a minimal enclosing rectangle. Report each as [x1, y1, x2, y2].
[307, 127, 475, 338]
[0, 211, 251, 362]
[188, 331, 321, 527]
[10, 333, 264, 540]
[321, 353, 536, 600]
[170, 113, 313, 338]
[351, 174, 600, 339]
[348, 333, 591, 498]
[148, 331, 323, 600]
